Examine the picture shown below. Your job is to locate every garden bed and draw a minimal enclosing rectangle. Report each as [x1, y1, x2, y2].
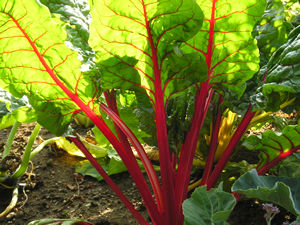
[0, 123, 296, 225]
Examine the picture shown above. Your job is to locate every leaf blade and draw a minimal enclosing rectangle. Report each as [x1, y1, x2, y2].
[88, 0, 204, 102]
[183, 185, 236, 225]
[0, 0, 98, 135]
[183, 0, 267, 96]
[232, 169, 300, 216]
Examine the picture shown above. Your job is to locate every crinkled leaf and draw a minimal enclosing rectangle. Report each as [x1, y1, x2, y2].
[243, 120, 300, 169]
[183, 0, 266, 97]
[248, 120, 300, 168]
[28, 218, 91, 225]
[39, 0, 94, 64]
[253, 26, 300, 112]
[88, 0, 205, 103]
[254, 0, 293, 65]
[232, 169, 300, 216]
[182, 185, 236, 225]
[0, 0, 99, 135]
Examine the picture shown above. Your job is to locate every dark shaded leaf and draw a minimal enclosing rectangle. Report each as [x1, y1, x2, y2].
[252, 26, 300, 112]
[254, 0, 293, 65]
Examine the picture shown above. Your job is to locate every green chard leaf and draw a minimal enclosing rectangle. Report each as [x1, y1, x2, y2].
[183, 185, 236, 225]
[182, 0, 266, 97]
[253, 25, 300, 112]
[254, 0, 293, 65]
[0, 0, 99, 135]
[88, 0, 205, 104]
[243, 120, 300, 170]
[232, 169, 300, 216]
[224, 0, 296, 114]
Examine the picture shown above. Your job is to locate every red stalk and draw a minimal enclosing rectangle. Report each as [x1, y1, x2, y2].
[258, 146, 300, 175]
[141, 2, 176, 224]
[154, 93, 176, 225]
[206, 105, 256, 190]
[174, 1, 217, 213]
[175, 84, 213, 223]
[104, 90, 132, 153]
[200, 96, 223, 186]
[86, 111, 159, 223]
[100, 102, 163, 214]
[103, 91, 164, 219]
[68, 136, 149, 225]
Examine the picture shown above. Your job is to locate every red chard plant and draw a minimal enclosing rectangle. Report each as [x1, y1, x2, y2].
[0, 0, 299, 224]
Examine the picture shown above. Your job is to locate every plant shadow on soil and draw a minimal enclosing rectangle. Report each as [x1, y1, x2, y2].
[0, 123, 296, 225]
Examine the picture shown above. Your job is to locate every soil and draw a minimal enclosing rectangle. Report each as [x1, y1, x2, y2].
[0, 123, 297, 225]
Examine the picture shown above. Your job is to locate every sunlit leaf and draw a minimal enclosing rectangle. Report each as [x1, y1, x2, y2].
[89, 0, 205, 104]
[0, 0, 99, 135]
[183, 0, 266, 96]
